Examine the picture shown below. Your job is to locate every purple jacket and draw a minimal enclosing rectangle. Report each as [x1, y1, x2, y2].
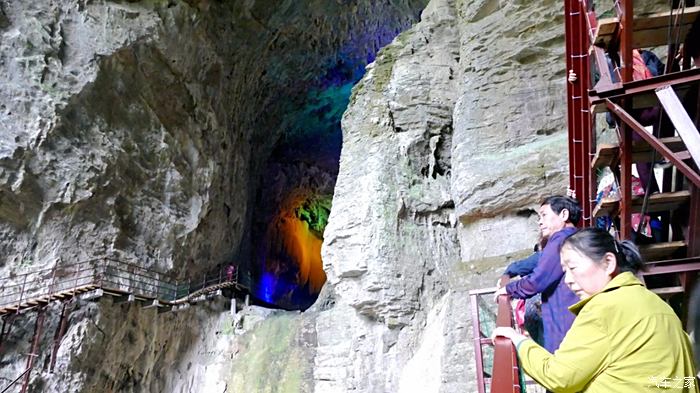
[506, 227, 578, 353]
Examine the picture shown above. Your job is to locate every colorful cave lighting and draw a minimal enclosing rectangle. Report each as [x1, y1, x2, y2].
[251, 72, 354, 311]
[253, 27, 409, 310]
[275, 82, 351, 163]
[255, 192, 331, 310]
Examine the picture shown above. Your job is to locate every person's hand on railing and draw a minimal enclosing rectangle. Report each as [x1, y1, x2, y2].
[491, 326, 528, 347]
[497, 274, 510, 289]
[493, 286, 508, 302]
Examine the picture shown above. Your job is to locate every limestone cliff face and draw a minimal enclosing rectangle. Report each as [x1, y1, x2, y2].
[0, 0, 425, 392]
[0, 0, 424, 277]
[316, 0, 567, 392]
[1, 0, 649, 392]
[1, 1, 232, 274]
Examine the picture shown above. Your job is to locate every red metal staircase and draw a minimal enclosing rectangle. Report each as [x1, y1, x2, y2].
[565, 0, 700, 313]
[477, 1, 700, 392]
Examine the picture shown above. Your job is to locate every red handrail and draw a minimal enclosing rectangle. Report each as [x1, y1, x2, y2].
[490, 295, 520, 393]
[470, 290, 488, 393]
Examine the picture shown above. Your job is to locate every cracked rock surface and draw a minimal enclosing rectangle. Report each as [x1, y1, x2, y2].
[1, 0, 671, 392]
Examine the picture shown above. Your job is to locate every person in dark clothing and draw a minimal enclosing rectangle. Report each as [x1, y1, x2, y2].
[225, 264, 236, 282]
[498, 240, 546, 345]
[502, 246, 541, 279]
[684, 16, 700, 69]
[494, 196, 581, 353]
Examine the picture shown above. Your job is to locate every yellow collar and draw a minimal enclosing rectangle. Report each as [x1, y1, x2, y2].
[568, 272, 644, 315]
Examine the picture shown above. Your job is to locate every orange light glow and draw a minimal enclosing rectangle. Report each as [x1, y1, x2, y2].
[265, 192, 327, 295]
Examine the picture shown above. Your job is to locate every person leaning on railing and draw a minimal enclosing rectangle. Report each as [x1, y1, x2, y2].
[493, 195, 581, 354]
[493, 228, 699, 393]
[497, 238, 546, 346]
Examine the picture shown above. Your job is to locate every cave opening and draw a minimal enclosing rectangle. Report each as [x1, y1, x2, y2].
[248, 36, 420, 310]
[250, 62, 362, 311]
[220, 1, 429, 311]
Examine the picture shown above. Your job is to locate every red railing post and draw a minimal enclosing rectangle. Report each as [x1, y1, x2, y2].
[565, 0, 594, 226]
[618, 0, 633, 239]
[491, 295, 521, 393]
[20, 307, 45, 393]
[469, 292, 486, 393]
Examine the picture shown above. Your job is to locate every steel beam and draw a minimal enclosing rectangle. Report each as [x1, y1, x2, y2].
[21, 308, 46, 393]
[644, 262, 700, 275]
[578, 0, 593, 226]
[590, 68, 700, 102]
[689, 186, 700, 257]
[617, 0, 633, 239]
[49, 303, 69, 373]
[605, 99, 700, 188]
[655, 86, 700, 169]
[565, 0, 594, 226]
[591, 46, 619, 93]
[565, 0, 578, 208]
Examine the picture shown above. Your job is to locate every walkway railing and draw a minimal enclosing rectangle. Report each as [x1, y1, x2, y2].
[0, 258, 242, 313]
[0, 258, 245, 393]
[469, 287, 498, 393]
[491, 294, 521, 393]
[469, 287, 530, 393]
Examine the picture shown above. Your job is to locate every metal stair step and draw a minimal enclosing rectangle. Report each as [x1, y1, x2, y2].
[650, 286, 685, 297]
[593, 6, 700, 48]
[591, 137, 686, 169]
[639, 241, 688, 262]
[592, 190, 691, 218]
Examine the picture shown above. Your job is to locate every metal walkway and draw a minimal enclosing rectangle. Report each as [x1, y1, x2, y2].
[0, 258, 249, 393]
[0, 258, 247, 316]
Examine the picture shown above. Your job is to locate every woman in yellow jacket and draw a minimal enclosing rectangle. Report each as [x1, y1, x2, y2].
[493, 227, 699, 392]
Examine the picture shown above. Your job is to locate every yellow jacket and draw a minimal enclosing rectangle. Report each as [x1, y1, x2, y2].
[517, 272, 699, 392]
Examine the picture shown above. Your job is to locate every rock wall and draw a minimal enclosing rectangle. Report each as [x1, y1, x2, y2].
[1, 0, 674, 392]
[1, 0, 248, 275]
[316, 0, 568, 392]
[0, 0, 424, 277]
[316, 0, 670, 391]
[0, 0, 426, 392]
